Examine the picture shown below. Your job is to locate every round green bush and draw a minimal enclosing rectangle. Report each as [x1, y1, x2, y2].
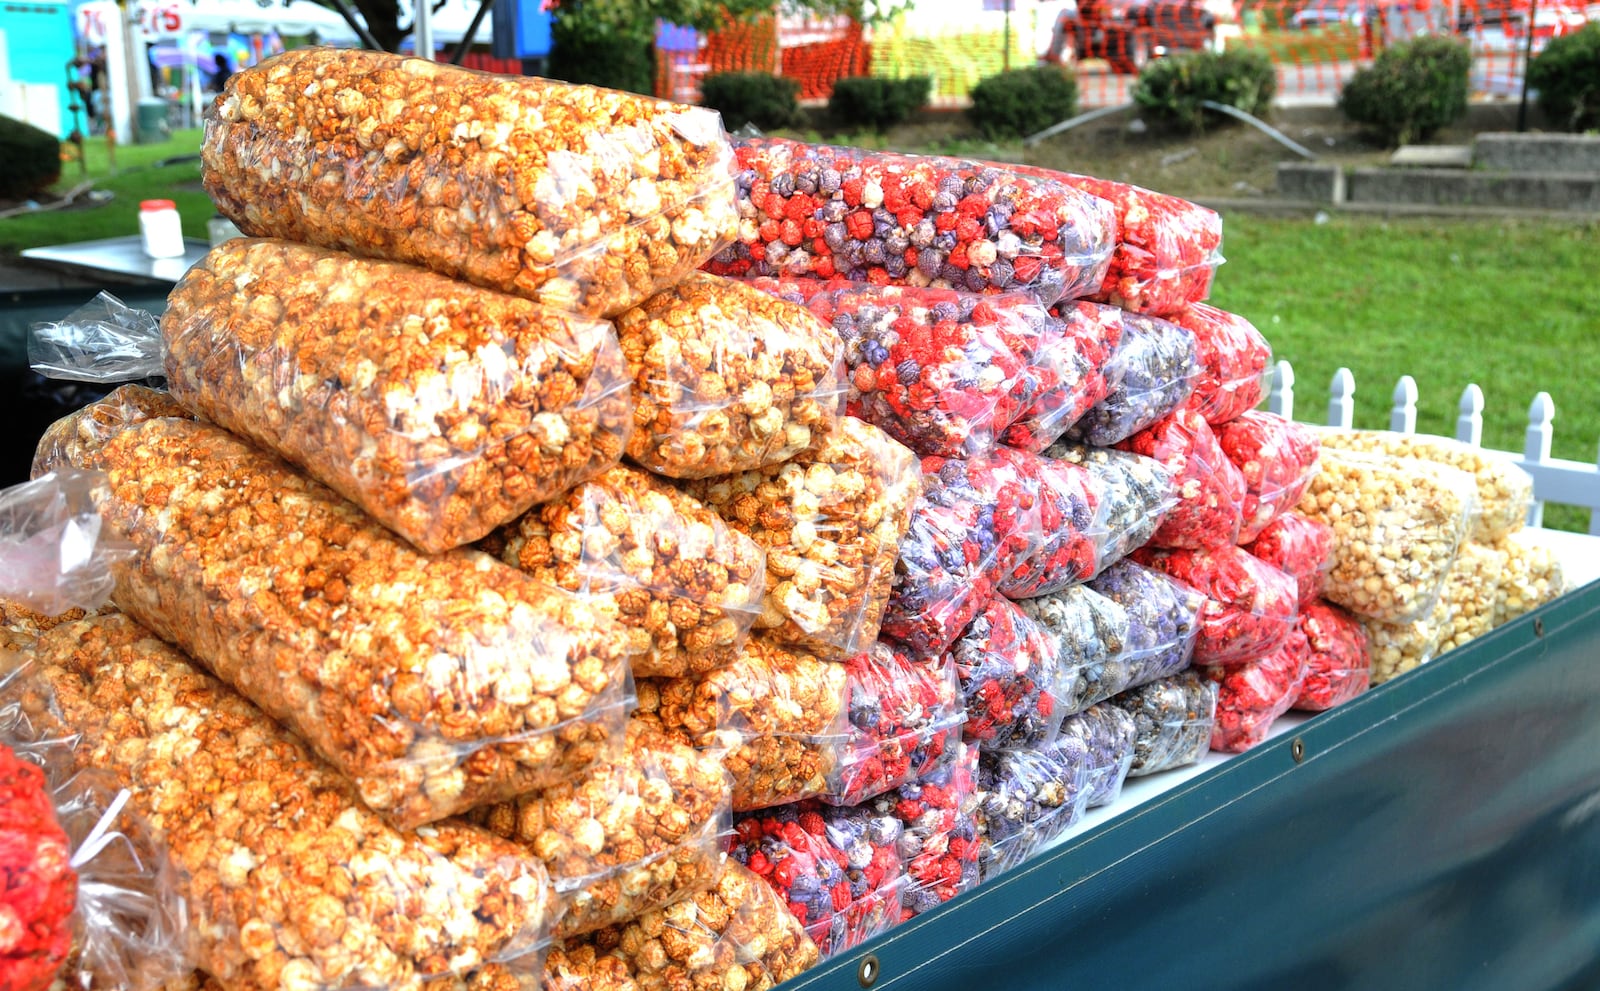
[1338, 35, 1471, 147]
[828, 76, 931, 131]
[1527, 22, 1600, 132]
[699, 72, 804, 133]
[1133, 48, 1277, 133]
[0, 115, 60, 202]
[547, 8, 655, 96]
[967, 66, 1078, 142]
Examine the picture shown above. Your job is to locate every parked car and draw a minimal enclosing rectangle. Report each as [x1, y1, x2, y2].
[1043, 0, 1232, 74]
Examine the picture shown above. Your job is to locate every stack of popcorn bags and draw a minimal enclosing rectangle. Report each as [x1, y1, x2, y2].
[1, 49, 1568, 991]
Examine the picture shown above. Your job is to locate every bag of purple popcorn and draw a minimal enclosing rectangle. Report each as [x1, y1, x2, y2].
[1056, 703, 1138, 808]
[1045, 444, 1178, 569]
[975, 745, 1092, 880]
[1106, 671, 1218, 777]
[1071, 559, 1206, 708]
[1065, 311, 1199, 447]
[1014, 584, 1131, 718]
[879, 493, 1001, 657]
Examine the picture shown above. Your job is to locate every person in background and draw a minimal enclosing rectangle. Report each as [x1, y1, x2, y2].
[208, 53, 233, 93]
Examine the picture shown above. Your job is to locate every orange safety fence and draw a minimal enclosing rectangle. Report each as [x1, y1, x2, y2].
[651, 0, 1589, 110]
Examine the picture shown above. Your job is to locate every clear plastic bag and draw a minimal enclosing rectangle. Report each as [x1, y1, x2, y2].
[1205, 626, 1310, 753]
[1001, 300, 1122, 453]
[0, 470, 126, 619]
[1106, 671, 1218, 777]
[1056, 703, 1138, 808]
[1435, 541, 1506, 655]
[543, 860, 820, 991]
[713, 138, 1118, 305]
[482, 464, 766, 679]
[994, 447, 1108, 599]
[1007, 169, 1224, 317]
[1117, 409, 1248, 550]
[1243, 511, 1335, 609]
[974, 745, 1092, 880]
[917, 449, 1050, 586]
[830, 645, 964, 807]
[1491, 530, 1566, 626]
[798, 283, 1048, 459]
[1084, 560, 1207, 702]
[1170, 303, 1273, 425]
[1361, 606, 1444, 686]
[8, 613, 560, 991]
[728, 803, 905, 960]
[1066, 313, 1199, 447]
[878, 494, 1001, 657]
[465, 719, 731, 940]
[1293, 599, 1371, 712]
[203, 48, 739, 319]
[162, 240, 635, 552]
[636, 636, 850, 811]
[30, 385, 190, 483]
[1316, 429, 1535, 543]
[1133, 545, 1300, 667]
[1013, 584, 1133, 716]
[1296, 447, 1476, 623]
[617, 272, 847, 478]
[947, 595, 1069, 749]
[37, 409, 636, 828]
[865, 742, 980, 918]
[1044, 443, 1178, 568]
[684, 417, 920, 659]
[1216, 411, 1322, 544]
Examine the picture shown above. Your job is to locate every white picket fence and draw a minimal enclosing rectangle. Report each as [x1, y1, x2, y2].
[1265, 360, 1600, 534]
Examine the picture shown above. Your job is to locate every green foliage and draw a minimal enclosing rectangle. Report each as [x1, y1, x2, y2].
[827, 76, 930, 130]
[966, 67, 1078, 142]
[1132, 48, 1277, 133]
[546, 0, 913, 32]
[1527, 22, 1600, 133]
[699, 72, 804, 132]
[0, 116, 60, 202]
[1338, 34, 1471, 147]
[547, 4, 655, 95]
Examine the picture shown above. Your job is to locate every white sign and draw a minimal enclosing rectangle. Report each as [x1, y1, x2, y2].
[76, 3, 113, 45]
[136, 1, 187, 39]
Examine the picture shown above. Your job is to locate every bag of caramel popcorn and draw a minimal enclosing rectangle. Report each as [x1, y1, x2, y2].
[543, 860, 820, 991]
[683, 417, 920, 660]
[36, 406, 636, 828]
[616, 273, 847, 478]
[3, 615, 562, 991]
[483, 464, 766, 680]
[0, 469, 128, 620]
[30, 384, 190, 483]
[31, 239, 636, 554]
[467, 718, 732, 940]
[202, 48, 739, 319]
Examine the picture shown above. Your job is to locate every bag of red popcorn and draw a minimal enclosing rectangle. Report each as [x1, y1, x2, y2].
[867, 742, 980, 919]
[879, 495, 1002, 657]
[1000, 301, 1122, 453]
[828, 644, 965, 806]
[1243, 511, 1335, 609]
[1215, 411, 1322, 544]
[1117, 408, 1247, 550]
[946, 595, 1069, 749]
[1001, 167, 1223, 316]
[1170, 303, 1272, 425]
[1293, 600, 1372, 712]
[714, 138, 1118, 305]
[0, 741, 74, 991]
[728, 803, 905, 959]
[993, 447, 1107, 599]
[1133, 545, 1299, 667]
[1065, 312, 1199, 447]
[1106, 671, 1219, 777]
[1205, 626, 1311, 753]
[1045, 444, 1178, 567]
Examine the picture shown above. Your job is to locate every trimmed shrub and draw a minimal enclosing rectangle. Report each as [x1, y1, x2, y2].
[828, 76, 931, 131]
[1527, 22, 1600, 132]
[1338, 35, 1471, 147]
[966, 66, 1078, 141]
[1132, 48, 1277, 133]
[699, 71, 804, 133]
[547, 8, 654, 96]
[0, 115, 60, 202]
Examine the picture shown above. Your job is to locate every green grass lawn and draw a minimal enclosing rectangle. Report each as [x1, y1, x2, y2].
[1210, 212, 1600, 531]
[0, 128, 211, 252]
